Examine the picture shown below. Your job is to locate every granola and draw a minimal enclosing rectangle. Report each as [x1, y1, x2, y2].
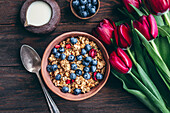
[46, 36, 106, 95]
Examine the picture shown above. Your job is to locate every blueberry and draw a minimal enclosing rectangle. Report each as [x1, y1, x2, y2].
[55, 74, 61, 80]
[81, 49, 87, 55]
[47, 65, 52, 72]
[92, 0, 97, 5]
[74, 88, 82, 95]
[75, 69, 82, 76]
[68, 55, 75, 62]
[72, 0, 80, 8]
[55, 52, 61, 58]
[79, 5, 86, 11]
[52, 64, 58, 71]
[59, 47, 65, 53]
[85, 44, 91, 51]
[62, 86, 69, 93]
[82, 60, 90, 66]
[84, 67, 90, 73]
[91, 5, 96, 10]
[80, 10, 88, 17]
[86, 10, 90, 16]
[70, 73, 77, 80]
[86, 3, 92, 10]
[71, 63, 77, 70]
[91, 59, 97, 65]
[85, 57, 92, 62]
[87, 0, 91, 3]
[80, 0, 87, 5]
[83, 73, 91, 79]
[70, 37, 78, 44]
[89, 7, 96, 14]
[96, 73, 103, 80]
[61, 53, 66, 60]
[52, 48, 58, 54]
[91, 66, 96, 72]
[77, 55, 83, 61]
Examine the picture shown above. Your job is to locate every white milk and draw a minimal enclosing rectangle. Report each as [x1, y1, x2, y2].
[26, 1, 52, 26]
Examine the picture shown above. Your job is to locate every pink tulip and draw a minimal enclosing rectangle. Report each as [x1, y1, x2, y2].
[109, 48, 132, 74]
[144, 0, 169, 15]
[123, 0, 142, 13]
[92, 19, 116, 45]
[133, 14, 158, 41]
[114, 23, 132, 49]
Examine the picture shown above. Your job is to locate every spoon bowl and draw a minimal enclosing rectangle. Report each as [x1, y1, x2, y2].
[20, 45, 41, 73]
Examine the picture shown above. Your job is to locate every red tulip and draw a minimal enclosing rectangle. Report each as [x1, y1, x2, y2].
[109, 48, 132, 74]
[92, 19, 116, 45]
[123, 0, 142, 13]
[114, 23, 132, 49]
[144, 0, 169, 15]
[133, 14, 158, 41]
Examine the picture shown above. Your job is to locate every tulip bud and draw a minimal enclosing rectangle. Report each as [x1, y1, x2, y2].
[114, 23, 132, 49]
[133, 14, 158, 41]
[123, 0, 142, 13]
[92, 19, 116, 45]
[144, 0, 169, 15]
[109, 48, 132, 74]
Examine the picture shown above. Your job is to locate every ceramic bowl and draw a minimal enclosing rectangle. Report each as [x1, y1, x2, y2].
[41, 31, 110, 101]
[70, 0, 100, 20]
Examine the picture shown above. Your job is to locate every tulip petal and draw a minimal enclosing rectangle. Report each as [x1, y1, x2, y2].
[147, 14, 158, 39]
[109, 51, 129, 74]
[117, 48, 132, 69]
[118, 24, 132, 48]
[133, 19, 152, 41]
[114, 27, 119, 47]
[123, 0, 141, 13]
[144, 0, 169, 15]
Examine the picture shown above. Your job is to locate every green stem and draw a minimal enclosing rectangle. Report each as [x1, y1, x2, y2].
[110, 38, 114, 44]
[150, 40, 162, 60]
[127, 48, 137, 65]
[129, 72, 170, 113]
[164, 13, 170, 27]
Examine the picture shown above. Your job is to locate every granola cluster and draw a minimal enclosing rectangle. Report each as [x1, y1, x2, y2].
[47, 36, 106, 95]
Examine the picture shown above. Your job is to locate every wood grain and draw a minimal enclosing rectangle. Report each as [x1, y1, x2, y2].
[0, 0, 151, 112]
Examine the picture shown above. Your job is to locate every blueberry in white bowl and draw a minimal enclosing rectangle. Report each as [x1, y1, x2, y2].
[71, 0, 100, 19]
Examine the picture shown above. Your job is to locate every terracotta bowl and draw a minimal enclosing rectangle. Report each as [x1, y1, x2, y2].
[70, 0, 100, 20]
[41, 31, 110, 101]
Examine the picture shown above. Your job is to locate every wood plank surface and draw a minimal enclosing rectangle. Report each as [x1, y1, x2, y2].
[0, 0, 151, 112]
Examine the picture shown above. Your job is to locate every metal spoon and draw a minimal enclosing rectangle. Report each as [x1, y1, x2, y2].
[20, 44, 60, 113]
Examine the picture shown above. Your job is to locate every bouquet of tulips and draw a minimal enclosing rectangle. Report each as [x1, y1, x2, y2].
[92, 0, 170, 112]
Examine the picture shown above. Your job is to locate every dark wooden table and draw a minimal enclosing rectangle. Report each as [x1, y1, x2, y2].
[0, 0, 151, 112]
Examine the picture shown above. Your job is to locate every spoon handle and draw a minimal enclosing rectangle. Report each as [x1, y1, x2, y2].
[36, 72, 60, 113]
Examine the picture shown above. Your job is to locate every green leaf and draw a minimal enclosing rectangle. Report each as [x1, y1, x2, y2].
[154, 36, 170, 68]
[129, 4, 144, 16]
[118, 8, 135, 20]
[154, 15, 165, 26]
[134, 29, 170, 88]
[111, 68, 159, 113]
[131, 20, 149, 75]
[144, 50, 170, 109]
[158, 26, 170, 43]
[129, 72, 169, 113]
[135, 63, 165, 104]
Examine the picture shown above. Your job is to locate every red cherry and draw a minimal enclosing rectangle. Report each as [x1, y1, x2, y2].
[55, 45, 60, 48]
[66, 79, 71, 84]
[66, 44, 71, 49]
[89, 49, 97, 58]
[93, 72, 97, 81]
[71, 79, 75, 83]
